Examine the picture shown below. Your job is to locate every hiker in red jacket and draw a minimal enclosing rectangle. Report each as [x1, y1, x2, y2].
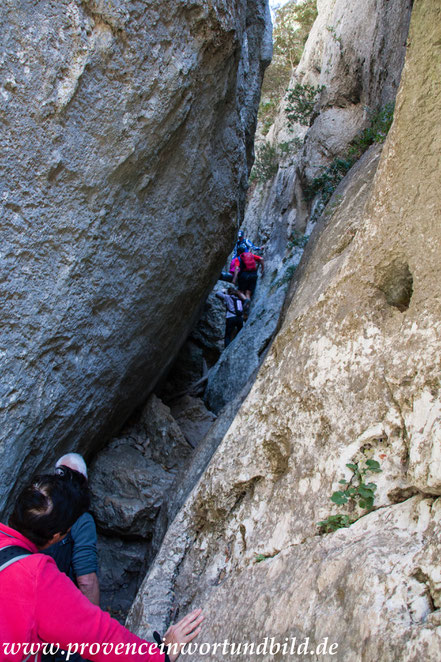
[0, 468, 203, 662]
[232, 243, 264, 308]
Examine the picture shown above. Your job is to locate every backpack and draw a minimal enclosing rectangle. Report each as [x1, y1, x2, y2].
[239, 252, 257, 272]
[0, 544, 32, 572]
[231, 296, 243, 317]
[43, 531, 73, 577]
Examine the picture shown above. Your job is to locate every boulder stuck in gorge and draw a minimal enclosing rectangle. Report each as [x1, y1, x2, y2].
[89, 394, 191, 538]
[0, 0, 272, 514]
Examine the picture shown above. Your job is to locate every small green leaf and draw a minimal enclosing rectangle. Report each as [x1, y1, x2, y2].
[366, 459, 382, 473]
[339, 479, 348, 484]
[346, 463, 358, 471]
[331, 491, 348, 505]
[358, 486, 374, 499]
[317, 514, 353, 534]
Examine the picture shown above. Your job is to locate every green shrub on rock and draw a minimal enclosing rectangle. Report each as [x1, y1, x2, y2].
[286, 82, 325, 127]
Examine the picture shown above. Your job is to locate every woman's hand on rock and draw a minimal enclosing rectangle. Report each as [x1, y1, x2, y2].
[163, 608, 204, 661]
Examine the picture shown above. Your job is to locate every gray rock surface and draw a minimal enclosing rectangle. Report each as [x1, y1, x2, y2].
[0, 0, 272, 514]
[169, 396, 216, 449]
[98, 536, 148, 623]
[128, 2, 441, 658]
[158, 287, 226, 402]
[89, 394, 191, 537]
[189, 289, 226, 368]
[90, 440, 173, 539]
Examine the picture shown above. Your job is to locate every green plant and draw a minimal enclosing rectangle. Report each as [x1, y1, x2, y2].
[254, 551, 280, 563]
[279, 137, 304, 155]
[250, 138, 303, 185]
[257, 0, 318, 130]
[317, 514, 351, 534]
[249, 143, 279, 184]
[331, 459, 382, 509]
[306, 157, 353, 202]
[327, 24, 342, 47]
[347, 103, 395, 160]
[286, 82, 324, 127]
[270, 264, 297, 292]
[287, 229, 308, 249]
[317, 459, 382, 534]
[306, 103, 395, 208]
[259, 98, 280, 136]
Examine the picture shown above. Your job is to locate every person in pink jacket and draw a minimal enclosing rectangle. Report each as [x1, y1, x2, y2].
[0, 468, 203, 662]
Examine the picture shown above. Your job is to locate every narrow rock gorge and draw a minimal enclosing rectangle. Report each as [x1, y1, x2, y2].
[127, 0, 441, 659]
[2, 0, 441, 660]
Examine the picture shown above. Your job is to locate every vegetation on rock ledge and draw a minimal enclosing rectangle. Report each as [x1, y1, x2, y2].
[317, 458, 382, 534]
[307, 103, 395, 207]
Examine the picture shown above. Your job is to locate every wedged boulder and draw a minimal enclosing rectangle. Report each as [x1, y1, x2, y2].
[89, 394, 191, 537]
[135, 394, 191, 470]
[90, 441, 172, 539]
[170, 395, 216, 448]
[0, 0, 272, 514]
[128, 2, 441, 657]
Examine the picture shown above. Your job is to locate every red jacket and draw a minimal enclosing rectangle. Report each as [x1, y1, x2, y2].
[0, 524, 165, 662]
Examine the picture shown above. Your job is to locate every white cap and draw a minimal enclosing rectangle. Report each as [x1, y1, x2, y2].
[55, 452, 88, 479]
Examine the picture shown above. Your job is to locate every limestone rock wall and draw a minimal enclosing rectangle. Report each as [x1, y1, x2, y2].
[0, 0, 272, 513]
[128, 1, 441, 658]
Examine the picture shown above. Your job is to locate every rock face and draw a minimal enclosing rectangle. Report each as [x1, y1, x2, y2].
[0, 0, 272, 514]
[89, 394, 190, 537]
[89, 392, 197, 619]
[128, 1, 441, 658]
[98, 536, 148, 623]
[170, 396, 216, 448]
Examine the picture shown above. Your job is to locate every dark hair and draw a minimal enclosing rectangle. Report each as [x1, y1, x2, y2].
[237, 243, 247, 255]
[9, 467, 90, 548]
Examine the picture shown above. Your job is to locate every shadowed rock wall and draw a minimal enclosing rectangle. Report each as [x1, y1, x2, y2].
[127, 1, 441, 658]
[0, 0, 271, 513]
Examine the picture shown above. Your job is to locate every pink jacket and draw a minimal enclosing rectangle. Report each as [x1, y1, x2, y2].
[0, 524, 165, 662]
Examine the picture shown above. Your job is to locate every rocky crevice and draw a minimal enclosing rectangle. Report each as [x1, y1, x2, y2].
[101, 0, 417, 632]
[125, 3, 441, 660]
